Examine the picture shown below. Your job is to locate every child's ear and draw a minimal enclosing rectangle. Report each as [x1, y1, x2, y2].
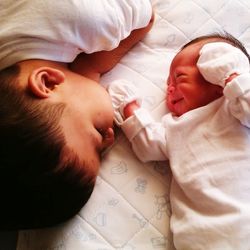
[28, 67, 65, 98]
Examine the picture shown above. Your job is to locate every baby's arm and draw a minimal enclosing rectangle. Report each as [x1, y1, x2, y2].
[224, 73, 250, 127]
[108, 80, 168, 162]
[197, 42, 250, 127]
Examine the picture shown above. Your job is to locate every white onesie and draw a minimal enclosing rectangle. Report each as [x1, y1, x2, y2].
[120, 73, 250, 250]
[0, 0, 152, 70]
[108, 42, 250, 249]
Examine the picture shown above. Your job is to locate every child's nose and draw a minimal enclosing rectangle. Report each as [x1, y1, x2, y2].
[101, 127, 114, 153]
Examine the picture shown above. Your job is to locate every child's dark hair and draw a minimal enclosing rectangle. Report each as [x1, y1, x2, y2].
[182, 31, 250, 63]
[0, 64, 95, 229]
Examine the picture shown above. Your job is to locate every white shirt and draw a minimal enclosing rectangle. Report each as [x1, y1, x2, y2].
[0, 0, 152, 70]
[121, 74, 250, 250]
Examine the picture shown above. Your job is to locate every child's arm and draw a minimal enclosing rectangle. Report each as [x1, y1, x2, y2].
[70, 12, 154, 82]
[108, 80, 169, 162]
[197, 42, 250, 127]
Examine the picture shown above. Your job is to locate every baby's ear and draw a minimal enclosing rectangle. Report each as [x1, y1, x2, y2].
[28, 67, 65, 98]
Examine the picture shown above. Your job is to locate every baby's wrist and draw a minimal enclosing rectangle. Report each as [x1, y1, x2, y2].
[123, 100, 140, 119]
[225, 73, 239, 85]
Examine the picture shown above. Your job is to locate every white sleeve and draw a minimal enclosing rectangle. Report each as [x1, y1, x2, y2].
[0, 0, 152, 69]
[76, 0, 152, 53]
[121, 108, 168, 162]
[223, 73, 250, 127]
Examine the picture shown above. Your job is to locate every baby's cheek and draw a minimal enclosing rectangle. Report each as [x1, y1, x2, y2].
[166, 97, 174, 113]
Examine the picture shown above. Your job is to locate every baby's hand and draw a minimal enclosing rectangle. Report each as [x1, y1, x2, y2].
[123, 100, 141, 119]
[108, 79, 142, 125]
[197, 42, 249, 87]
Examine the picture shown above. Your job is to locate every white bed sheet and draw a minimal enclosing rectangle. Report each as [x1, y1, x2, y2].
[17, 0, 250, 249]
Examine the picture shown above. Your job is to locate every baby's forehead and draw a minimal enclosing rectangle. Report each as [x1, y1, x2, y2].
[183, 37, 231, 51]
[176, 38, 231, 60]
[171, 38, 231, 69]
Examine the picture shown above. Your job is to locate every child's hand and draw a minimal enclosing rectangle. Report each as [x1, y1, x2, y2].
[108, 79, 142, 125]
[197, 42, 249, 87]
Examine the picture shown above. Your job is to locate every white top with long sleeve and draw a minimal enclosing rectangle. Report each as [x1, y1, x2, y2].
[0, 0, 152, 70]
[121, 74, 250, 250]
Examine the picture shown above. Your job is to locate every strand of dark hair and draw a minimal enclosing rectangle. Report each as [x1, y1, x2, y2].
[182, 31, 250, 63]
[0, 64, 94, 229]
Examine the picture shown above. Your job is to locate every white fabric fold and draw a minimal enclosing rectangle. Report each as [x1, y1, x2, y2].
[197, 42, 250, 87]
[0, 0, 152, 70]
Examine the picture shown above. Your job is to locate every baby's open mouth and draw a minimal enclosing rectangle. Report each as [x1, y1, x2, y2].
[171, 97, 184, 105]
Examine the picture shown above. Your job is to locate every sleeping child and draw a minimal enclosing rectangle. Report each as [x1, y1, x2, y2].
[108, 32, 250, 250]
[0, 0, 153, 229]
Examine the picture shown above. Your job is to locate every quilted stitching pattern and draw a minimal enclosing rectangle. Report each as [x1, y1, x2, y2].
[17, 0, 250, 249]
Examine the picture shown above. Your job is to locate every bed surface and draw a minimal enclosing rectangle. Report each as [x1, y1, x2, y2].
[17, 0, 250, 249]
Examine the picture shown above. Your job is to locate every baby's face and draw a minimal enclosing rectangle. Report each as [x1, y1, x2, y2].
[59, 71, 114, 177]
[167, 40, 223, 116]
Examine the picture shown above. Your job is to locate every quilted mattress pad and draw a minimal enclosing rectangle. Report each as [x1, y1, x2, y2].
[17, 0, 250, 249]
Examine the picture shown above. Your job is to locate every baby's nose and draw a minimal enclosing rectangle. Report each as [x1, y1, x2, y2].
[168, 85, 175, 94]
